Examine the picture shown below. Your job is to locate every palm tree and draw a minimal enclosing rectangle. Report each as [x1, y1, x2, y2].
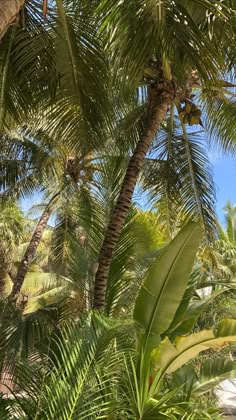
[190, 202, 236, 332]
[9, 193, 60, 300]
[1, 0, 236, 316]
[0, 201, 25, 287]
[93, 1, 236, 309]
[1, 0, 111, 300]
[1, 129, 105, 301]
[215, 200, 236, 281]
[0, 0, 60, 133]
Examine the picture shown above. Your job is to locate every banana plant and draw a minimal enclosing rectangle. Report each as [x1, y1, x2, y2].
[134, 221, 202, 359]
[132, 221, 236, 418]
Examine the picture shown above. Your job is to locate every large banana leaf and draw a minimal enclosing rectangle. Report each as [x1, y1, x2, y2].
[171, 359, 236, 396]
[133, 221, 201, 354]
[193, 359, 236, 395]
[152, 319, 236, 375]
[169, 287, 229, 338]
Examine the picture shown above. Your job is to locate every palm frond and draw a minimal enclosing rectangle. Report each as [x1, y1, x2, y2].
[202, 89, 236, 154]
[179, 123, 216, 238]
[150, 116, 216, 240]
[223, 200, 236, 244]
[4, 312, 131, 419]
[105, 206, 137, 316]
[0, 1, 57, 127]
[54, 0, 111, 133]
[98, 0, 231, 91]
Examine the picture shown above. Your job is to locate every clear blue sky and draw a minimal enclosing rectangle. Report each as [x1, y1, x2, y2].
[210, 153, 236, 223]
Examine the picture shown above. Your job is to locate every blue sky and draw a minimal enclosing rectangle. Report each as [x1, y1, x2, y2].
[211, 153, 236, 223]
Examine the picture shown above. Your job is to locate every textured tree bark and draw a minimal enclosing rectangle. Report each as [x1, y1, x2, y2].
[10, 194, 59, 301]
[0, 0, 25, 40]
[94, 81, 176, 310]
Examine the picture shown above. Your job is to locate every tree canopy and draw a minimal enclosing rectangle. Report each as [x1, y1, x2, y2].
[0, 1, 236, 418]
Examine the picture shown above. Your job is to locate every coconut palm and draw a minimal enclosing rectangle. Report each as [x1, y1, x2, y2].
[216, 201, 236, 281]
[0, 0, 113, 300]
[93, 0, 236, 309]
[1, 0, 236, 314]
[1, 0, 228, 312]
[1, 128, 106, 301]
[0, 0, 48, 41]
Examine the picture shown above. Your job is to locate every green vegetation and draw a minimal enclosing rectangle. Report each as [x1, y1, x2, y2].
[0, 1, 236, 418]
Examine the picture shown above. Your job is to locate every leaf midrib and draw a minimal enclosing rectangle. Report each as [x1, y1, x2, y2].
[144, 225, 197, 354]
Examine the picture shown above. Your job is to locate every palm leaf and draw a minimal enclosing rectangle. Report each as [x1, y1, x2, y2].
[54, 0, 111, 132]
[27, 313, 127, 419]
[98, 0, 230, 90]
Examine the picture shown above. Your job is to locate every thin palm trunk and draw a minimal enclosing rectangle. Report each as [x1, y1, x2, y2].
[10, 193, 59, 301]
[94, 81, 176, 310]
[0, 0, 25, 40]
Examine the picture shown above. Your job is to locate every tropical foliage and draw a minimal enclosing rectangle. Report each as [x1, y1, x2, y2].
[0, 0, 236, 418]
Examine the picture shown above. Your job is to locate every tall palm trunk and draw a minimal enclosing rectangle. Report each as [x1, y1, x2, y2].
[94, 81, 176, 310]
[10, 194, 59, 301]
[0, 0, 25, 40]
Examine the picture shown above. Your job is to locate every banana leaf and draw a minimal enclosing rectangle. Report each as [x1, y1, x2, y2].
[193, 358, 236, 395]
[134, 221, 202, 355]
[152, 319, 236, 376]
[171, 359, 236, 396]
[169, 288, 229, 338]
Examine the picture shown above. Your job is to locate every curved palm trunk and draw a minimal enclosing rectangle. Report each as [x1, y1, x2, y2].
[94, 81, 176, 310]
[10, 194, 59, 301]
[0, 0, 25, 40]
